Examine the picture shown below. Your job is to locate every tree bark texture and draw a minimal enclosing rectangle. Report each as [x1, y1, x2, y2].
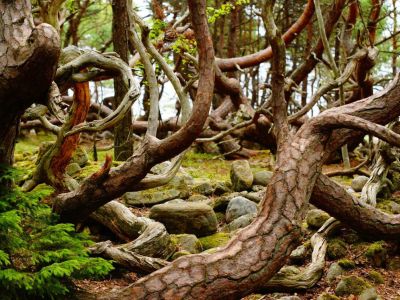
[0, 0, 60, 165]
[112, 0, 133, 160]
[52, 0, 215, 223]
[102, 75, 400, 300]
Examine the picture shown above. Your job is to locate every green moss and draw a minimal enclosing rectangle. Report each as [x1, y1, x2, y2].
[182, 150, 230, 181]
[215, 212, 226, 224]
[327, 239, 347, 260]
[199, 233, 230, 250]
[317, 293, 340, 300]
[171, 250, 191, 260]
[367, 270, 385, 284]
[338, 259, 355, 269]
[335, 275, 372, 296]
[376, 198, 395, 214]
[365, 241, 387, 267]
[15, 132, 55, 156]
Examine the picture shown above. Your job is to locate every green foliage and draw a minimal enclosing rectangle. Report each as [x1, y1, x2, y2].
[171, 35, 197, 56]
[149, 19, 167, 40]
[207, 0, 250, 23]
[0, 167, 113, 299]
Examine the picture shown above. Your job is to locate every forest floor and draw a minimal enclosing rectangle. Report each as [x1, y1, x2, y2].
[14, 132, 400, 300]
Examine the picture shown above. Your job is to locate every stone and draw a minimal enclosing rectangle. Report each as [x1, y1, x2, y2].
[199, 233, 230, 250]
[188, 194, 209, 202]
[230, 160, 253, 191]
[170, 234, 202, 254]
[390, 201, 400, 214]
[213, 181, 231, 195]
[71, 146, 88, 167]
[243, 191, 264, 203]
[66, 162, 81, 175]
[253, 170, 273, 186]
[290, 244, 308, 265]
[251, 185, 265, 192]
[366, 270, 384, 284]
[335, 275, 371, 296]
[351, 175, 369, 192]
[306, 209, 330, 229]
[149, 202, 217, 237]
[226, 213, 256, 232]
[191, 180, 214, 195]
[387, 257, 400, 270]
[337, 259, 355, 269]
[168, 174, 194, 189]
[277, 297, 301, 300]
[213, 193, 240, 212]
[171, 250, 191, 260]
[226, 196, 258, 223]
[123, 189, 188, 207]
[317, 293, 340, 300]
[364, 241, 388, 267]
[359, 287, 378, 300]
[327, 239, 347, 260]
[326, 262, 345, 283]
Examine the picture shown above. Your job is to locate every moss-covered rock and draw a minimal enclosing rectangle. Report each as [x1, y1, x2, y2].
[338, 259, 355, 269]
[327, 239, 347, 260]
[171, 250, 191, 260]
[317, 293, 340, 300]
[365, 241, 388, 267]
[66, 162, 81, 176]
[191, 180, 214, 195]
[367, 270, 384, 284]
[149, 202, 218, 237]
[226, 196, 257, 223]
[230, 160, 253, 191]
[213, 181, 232, 195]
[170, 234, 202, 254]
[359, 287, 378, 300]
[306, 209, 330, 229]
[387, 256, 400, 270]
[326, 262, 345, 283]
[123, 189, 188, 207]
[199, 233, 230, 250]
[335, 275, 371, 296]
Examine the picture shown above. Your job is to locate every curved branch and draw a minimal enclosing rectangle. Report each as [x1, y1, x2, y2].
[216, 0, 315, 71]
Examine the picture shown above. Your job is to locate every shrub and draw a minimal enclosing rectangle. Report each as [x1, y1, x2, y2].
[0, 166, 113, 299]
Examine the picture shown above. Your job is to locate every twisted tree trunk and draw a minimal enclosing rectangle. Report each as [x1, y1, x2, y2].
[0, 0, 60, 166]
[103, 77, 400, 300]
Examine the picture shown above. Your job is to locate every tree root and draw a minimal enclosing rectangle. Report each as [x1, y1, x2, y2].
[90, 201, 175, 259]
[262, 218, 339, 291]
[89, 240, 169, 274]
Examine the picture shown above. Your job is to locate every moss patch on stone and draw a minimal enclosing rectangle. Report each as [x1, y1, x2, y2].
[364, 241, 387, 267]
[367, 270, 385, 284]
[327, 239, 347, 260]
[335, 275, 371, 296]
[337, 259, 355, 269]
[199, 233, 231, 250]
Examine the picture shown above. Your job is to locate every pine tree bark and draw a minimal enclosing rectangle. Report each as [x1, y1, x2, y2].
[112, 0, 133, 160]
[0, 0, 60, 166]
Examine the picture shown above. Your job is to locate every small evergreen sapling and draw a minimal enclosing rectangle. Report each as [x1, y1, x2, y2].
[0, 166, 113, 299]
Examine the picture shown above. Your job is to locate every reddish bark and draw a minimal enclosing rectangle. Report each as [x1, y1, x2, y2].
[50, 81, 90, 190]
[104, 69, 400, 300]
[216, 0, 315, 71]
[52, 0, 215, 223]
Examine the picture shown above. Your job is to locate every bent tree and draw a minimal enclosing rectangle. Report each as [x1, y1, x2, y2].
[3, 0, 400, 299]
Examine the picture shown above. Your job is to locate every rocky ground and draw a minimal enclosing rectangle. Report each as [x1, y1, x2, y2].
[14, 132, 400, 299]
